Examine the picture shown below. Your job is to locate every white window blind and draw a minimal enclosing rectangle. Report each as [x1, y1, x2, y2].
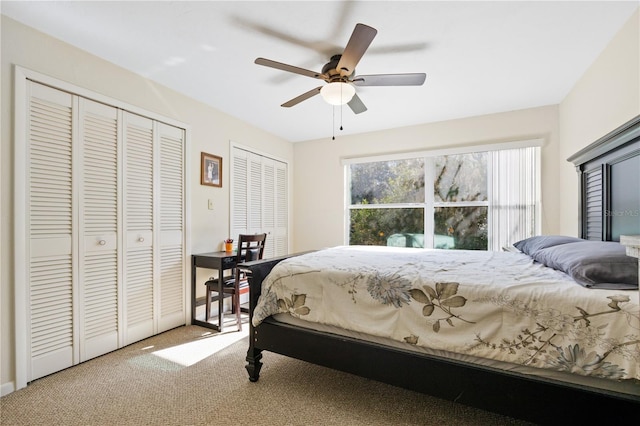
[488, 147, 540, 251]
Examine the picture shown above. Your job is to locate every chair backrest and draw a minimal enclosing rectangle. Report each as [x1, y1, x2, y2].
[235, 233, 267, 263]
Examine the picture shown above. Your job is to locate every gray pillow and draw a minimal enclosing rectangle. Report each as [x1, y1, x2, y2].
[513, 235, 585, 255]
[531, 241, 638, 289]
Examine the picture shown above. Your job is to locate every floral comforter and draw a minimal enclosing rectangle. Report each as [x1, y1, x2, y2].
[253, 246, 640, 381]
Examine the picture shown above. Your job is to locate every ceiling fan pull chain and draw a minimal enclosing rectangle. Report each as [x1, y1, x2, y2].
[332, 105, 336, 140]
[340, 85, 344, 131]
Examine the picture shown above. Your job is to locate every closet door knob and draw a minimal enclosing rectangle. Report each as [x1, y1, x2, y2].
[98, 240, 106, 246]
[138, 237, 145, 243]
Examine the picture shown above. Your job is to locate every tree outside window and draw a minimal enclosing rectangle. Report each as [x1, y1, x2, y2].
[348, 153, 488, 250]
[433, 153, 488, 250]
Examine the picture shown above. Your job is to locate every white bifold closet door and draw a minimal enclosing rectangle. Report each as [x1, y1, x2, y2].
[122, 113, 155, 344]
[230, 146, 288, 258]
[22, 80, 185, 381]
[26, 84, 121, 377]
[157, 122, 186, 333]
[27, 81, 76, 379]
[122, 115, 186, 345]
[78, 97, 120, 361]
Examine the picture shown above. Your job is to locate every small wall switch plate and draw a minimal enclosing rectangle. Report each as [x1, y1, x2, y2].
[208, 199, 214, 210]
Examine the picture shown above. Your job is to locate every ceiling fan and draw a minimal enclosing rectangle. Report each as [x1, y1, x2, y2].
[255, 23, 426, 114]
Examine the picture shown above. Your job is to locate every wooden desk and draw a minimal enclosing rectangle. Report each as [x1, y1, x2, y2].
[191, 251, 237, 331]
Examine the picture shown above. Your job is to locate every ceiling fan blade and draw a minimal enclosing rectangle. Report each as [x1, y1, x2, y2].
[336, 23, 377, 77]
[234, 1, 356, 57]
[347, 93, 367, 114]
[281, 87, 322, 108]
[353, 73, 426, 86]
[368, 42, 429, 55]
[255, 58, 326, 80]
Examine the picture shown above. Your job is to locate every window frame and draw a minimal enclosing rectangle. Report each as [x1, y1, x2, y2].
[343, 139, 542, 249]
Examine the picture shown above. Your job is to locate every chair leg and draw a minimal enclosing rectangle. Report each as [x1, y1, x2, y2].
[236, 290, 242, 331]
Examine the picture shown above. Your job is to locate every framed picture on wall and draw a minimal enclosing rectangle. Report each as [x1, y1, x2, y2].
[201, 152, 222, 187]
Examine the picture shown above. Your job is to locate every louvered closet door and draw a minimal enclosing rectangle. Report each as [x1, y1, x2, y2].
[157, 122, 185, 332]
[26, 82, 76, 380]
[273, 160, 288, 256]
[123, 112, 155, 344]
[262, 158, 276, 258]
[230, 147, 288, 258]
[261, 158, 289, 258]
[260, 156, 288, 257]
[230, 148, 249, 242]
[249, 153, 263, 232]
[18, 73, 188, 387]
[77, 98, 119, 361]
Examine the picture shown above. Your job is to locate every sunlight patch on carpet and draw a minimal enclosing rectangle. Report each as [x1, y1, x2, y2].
[128, 353, 184, 372]
[151, 329, 249, 367]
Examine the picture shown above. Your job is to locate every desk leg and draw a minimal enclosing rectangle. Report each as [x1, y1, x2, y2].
[191, 261, 197, 325]
[218, 266, 224, 332]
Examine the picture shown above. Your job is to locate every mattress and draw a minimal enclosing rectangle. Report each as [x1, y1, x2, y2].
[253, 246, 640, 384]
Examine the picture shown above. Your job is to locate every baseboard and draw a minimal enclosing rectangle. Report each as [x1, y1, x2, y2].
[1, 380, 16, 396]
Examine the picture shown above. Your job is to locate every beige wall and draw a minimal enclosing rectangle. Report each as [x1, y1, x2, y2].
[558, 9, 640, 236]
[292, 106, 560, 252]
[0, 16, 293, 392]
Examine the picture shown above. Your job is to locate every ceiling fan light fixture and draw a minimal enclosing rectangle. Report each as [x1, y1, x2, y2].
[320, 82, 355, 105]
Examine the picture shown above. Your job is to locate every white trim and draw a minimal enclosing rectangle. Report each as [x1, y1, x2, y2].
[71, 94, 81, 364]
[14, 66, 186, 129]
[487, 152, 495, 251]
[423, 157, 435, 248]
[341, 138, 544, 165]
[347, 202, 489, 210]
[433, 201, 489, 208]
[343, 166, 350, 244]
[183, 125, 192, 327]
[152, 120, 161, 334]
[1, 381, 15, 397]
[229, 140, 289, 165]
[13, 65, 29, 391]
[349, 203, 425, 210]
[116, 109, 125, 345]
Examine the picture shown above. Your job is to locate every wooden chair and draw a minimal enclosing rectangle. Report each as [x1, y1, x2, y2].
[205, 233, 267, 331]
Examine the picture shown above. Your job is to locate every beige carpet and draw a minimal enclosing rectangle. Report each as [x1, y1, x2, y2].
[1, 325, 534, 426]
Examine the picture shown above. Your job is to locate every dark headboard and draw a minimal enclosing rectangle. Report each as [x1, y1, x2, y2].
[568, 115, 640, 242]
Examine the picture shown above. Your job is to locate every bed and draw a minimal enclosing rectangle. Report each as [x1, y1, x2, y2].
[242, 115, 640, 424]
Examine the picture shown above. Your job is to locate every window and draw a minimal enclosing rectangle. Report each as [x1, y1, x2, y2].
[346, 145, 540, 251]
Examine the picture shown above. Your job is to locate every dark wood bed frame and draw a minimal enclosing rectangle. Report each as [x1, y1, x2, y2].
[243, 115, 640, 424]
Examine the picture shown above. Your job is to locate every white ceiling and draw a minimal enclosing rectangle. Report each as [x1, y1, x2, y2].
[2, 1, 638, 142]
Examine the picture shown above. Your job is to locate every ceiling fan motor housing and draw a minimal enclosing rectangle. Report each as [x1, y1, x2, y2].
[322, 54, 353, 82]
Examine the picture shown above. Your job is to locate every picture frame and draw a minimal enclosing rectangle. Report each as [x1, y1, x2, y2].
[201, 152, 222, 187]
